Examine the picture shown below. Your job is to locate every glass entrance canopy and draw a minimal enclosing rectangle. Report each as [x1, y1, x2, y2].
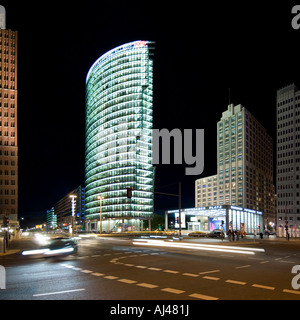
[166, 205, 264, 234]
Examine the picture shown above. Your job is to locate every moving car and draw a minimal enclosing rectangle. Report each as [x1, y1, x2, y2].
[206, 230, 225, 238]
[45, 236, 78, 256]
[22, 235, 78, 257]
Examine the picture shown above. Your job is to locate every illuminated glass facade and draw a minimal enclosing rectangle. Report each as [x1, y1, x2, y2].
[85, 41, 155, 231]
[166, 205, 264, 234]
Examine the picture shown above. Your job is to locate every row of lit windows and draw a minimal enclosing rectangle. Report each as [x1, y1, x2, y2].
[87, 100, 153, 134]
[86, 127, 152, 158]
[0, 179, 16, 185]
[85, 138, 152, 170]
[88, 83, 152, 119]
[0, 169, 16, 175]
[0, 150, 17, 156]
[87, 57, 152, 100]
[86, 126, 152, 159]
[88, 73, 147, 106]
[0, 189, 16, 195]
[91, 50, 149, 80]
[93, 63, 149, 92]
[86, 101, 151, 139]
[88, 72, 151, 105]
[85, 157, 150, 177]
[0, 121, 15, 126]
[87, 110, 152, 141]
[86, 197, 153, 210]
[87, 86, 153, 123]
[0, 199, 16, 205]
[0, 31, 16, 39]
[0, 58, 16, 64]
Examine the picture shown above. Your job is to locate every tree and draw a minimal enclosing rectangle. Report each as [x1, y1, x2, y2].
[144, 214, 165, 230]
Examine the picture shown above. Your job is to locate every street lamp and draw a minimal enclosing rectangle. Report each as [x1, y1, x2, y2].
[69, 195, 77, 236]
[97, 195, 105, 234]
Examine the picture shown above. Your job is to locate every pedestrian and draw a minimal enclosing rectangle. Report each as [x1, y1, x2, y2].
[259, 232, 263, 239]
[236, 230, 240, 241]
[232, 230, 235, 241]
[226, 229, 232, 241]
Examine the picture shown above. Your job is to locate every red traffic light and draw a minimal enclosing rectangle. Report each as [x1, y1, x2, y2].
[3, 217, 9, 226]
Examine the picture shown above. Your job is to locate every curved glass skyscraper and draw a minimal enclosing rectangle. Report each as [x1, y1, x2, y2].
[85, 41, 154, 232]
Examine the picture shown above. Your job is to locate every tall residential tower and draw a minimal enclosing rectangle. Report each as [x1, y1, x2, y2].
[85, 41, 154, 232]
[195, 104, 275, 229]
[276, 84, 300, 236]
[0, 7, 18, 223]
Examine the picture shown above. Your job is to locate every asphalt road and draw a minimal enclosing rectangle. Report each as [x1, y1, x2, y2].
[1, 235, 300, 302]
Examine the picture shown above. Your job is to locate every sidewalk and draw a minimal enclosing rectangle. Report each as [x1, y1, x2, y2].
[0, 238, 23, 256]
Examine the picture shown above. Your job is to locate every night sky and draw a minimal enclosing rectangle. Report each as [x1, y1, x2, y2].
[2, 1, 300, 226]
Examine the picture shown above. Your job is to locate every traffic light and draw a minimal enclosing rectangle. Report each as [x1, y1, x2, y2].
[3, 217, 9, 227]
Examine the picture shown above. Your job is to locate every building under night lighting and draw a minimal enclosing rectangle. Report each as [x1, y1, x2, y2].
[85, 41, 155, 232]
[0, 7, 18, 230]
[276, 84, 300, 237]
[195, 104, 275, 232]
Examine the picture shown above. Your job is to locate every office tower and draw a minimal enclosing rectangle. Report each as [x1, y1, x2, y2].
[0, 9, 18, 222]
[46, 207, 57, 230]
[195, 104, 275, 228]
[276, 84, 300, 236]
[85, 41, 155, 232]
[54, 186, 85, 232]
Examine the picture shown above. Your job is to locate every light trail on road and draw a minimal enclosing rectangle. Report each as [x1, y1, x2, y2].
[132, 239, 265, 255]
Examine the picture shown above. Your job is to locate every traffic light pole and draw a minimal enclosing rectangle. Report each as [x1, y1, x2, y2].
[126, 183, 182, 238]
[154, 182, 182, 239]
[2, 215, 9, 253]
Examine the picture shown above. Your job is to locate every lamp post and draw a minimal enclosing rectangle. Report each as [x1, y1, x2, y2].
[69, 195, 77, 236]
[97, 195, 104, 234]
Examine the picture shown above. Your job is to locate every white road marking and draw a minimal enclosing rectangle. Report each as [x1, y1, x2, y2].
[161, 288, 185, 294]
[252, 284, 275, 290]
[163, 269, 180, 274]
[104, 275, 119, 280]
[136, 282, 159, 289]
[91, 273, 105, 277]
[225, 280, 247, 285]
[235, 265, 251, 269]
[33, 288, 85, 297]
[202, 276, 220, 281]
[148, 267, 162, 271]
[182, 273, 199, 277]
[198, 270, 220, 275]
[189, 293, 219, 300]
[81, 270, 93, 274]
[283, 289, 300, 295]
[118, 279, 137, 284]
